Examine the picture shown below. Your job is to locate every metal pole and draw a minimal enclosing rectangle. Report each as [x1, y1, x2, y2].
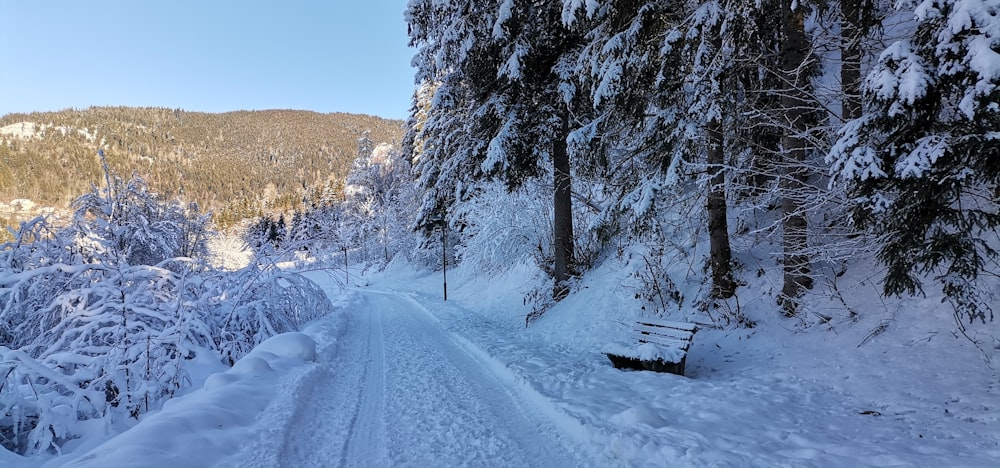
[442, 227, 448, 301]
[343, 246, 349, 286]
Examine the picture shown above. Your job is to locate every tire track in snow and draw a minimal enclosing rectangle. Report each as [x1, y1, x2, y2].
[339, 304, 388, 467]
[216, 293, 390, 468]
[366, 290, 585, 467]
[219, 287, 587, 467]
[274, 310, 361, 467]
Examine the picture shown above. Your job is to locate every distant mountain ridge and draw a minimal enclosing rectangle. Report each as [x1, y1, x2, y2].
[0, 106, 405, 228]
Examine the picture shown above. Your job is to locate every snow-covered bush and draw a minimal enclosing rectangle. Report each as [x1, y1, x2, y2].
[0, 224, 209, 453]
[0, 172, 333, 455]
[210, 263, 332, 365]
[451, 183, 550, 275]
[72, 173, 211, 267]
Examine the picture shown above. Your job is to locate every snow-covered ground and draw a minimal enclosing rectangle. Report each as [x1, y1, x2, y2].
[7, 255, 998, 467]
[0, 122, 96, 141]
[362, 259, 1000, 467]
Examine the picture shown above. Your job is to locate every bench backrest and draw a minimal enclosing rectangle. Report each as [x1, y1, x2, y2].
[634, 319, 697, 351]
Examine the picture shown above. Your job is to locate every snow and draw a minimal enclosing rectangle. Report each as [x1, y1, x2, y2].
[0, 122, 96, 141]
[9, 199, 36, 211]
[828, 115, 888, 182]
[0, 122, 40, 139]
[910, 0, 1000, 119]
[356, 256, 999, 467]
[6, 254, 997, 467]
[951, 0, 1000, 119]
[249, 332, 317, 363]
[602, 341, 686, 363]
[894, 134, 949, 178]
[867, 41, 932, 116]
[493, 0, 515, 39]
[51, 332, 319, 468]
[561, 0, 600, 26]
[206, 230, 252, 270]
[594, 61, 623, 108]
[482, 115, 516, 173]
[498, 42, 528, 80]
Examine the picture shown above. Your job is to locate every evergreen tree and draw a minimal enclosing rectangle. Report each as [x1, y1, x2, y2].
[829, 0, 1000, 323]
[407, 0, 588, 299]
[569, 0, 783, 300]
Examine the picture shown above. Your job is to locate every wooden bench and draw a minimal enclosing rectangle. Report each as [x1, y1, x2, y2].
[602, 319, 698, 376]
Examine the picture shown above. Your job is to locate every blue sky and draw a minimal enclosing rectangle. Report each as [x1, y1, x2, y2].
[0, 1, 415, 119]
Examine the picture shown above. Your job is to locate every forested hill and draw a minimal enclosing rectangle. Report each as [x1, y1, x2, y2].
[0, 107, 404, 227]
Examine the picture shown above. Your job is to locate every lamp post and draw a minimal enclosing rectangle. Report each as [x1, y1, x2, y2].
[431, 213, 448, 301]
[442, 224, 448, 301]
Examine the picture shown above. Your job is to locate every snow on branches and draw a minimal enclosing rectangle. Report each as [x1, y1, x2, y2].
[0, 172, 333, 455]
[829, 0, 1000, 323]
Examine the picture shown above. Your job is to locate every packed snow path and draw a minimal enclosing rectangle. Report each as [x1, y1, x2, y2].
[219, 289, 585, 468]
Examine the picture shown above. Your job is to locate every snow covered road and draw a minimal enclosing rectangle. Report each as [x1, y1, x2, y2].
[219, 289, 586, 468]
[45, 264, 996, 468]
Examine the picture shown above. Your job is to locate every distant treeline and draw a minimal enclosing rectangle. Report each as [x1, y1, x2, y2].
[0, 106, 404, 227]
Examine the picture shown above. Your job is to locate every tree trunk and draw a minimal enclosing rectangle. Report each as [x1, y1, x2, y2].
[553, 108, 575, 300]
[779, 0, 813, 315]
[707, 116, 736, 299]
[840, 0, 863, 121]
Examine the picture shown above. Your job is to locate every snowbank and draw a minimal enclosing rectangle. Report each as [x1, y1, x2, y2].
[54, 333, 318, 468]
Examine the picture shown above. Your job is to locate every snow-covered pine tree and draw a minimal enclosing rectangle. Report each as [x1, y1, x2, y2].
[244, 216, 284, 256]
[407, 0, 589, 299]
[829, 0, 1000, 323]
[569, 0, 783, 300]
[405, 0, 489, 231]
[574, 0, 828, 313]
[566, 0, 687, 232]
[676, 1, 746, 300]
[405, 80, 439, 169]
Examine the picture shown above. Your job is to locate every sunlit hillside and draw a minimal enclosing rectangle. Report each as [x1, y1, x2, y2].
[0, 106, 404, 229]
